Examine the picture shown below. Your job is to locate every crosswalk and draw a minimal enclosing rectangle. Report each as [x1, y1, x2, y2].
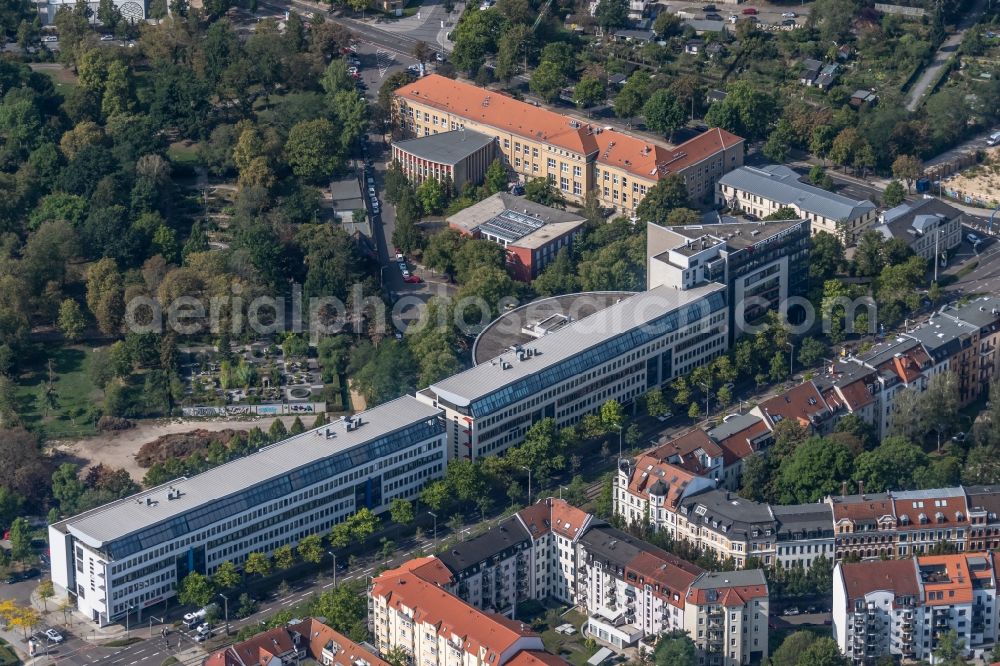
[375, 48, 394, 78]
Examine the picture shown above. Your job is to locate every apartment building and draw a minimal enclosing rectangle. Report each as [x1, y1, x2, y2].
[49, 397, 446, 626]
[705, 415, 773, 492]
[370, 559, 548, 666]
[578, 525, 703, 649]
[717, 165, 876, 244]
[393, 75, 744, 213]
[416, 283, 728, 461]
[646, 219, 811, 340]
[966, 486, 1000, 552]
[833, 553, 1000, 664]
[675, 490, 778, 568]
[683, 571, 770, 666]
[615, 456, 717, 535]
[750, 381, 839, 434]
[204, 618, 389, 666]
[890, 488, 970, 557]
[435, 498, 593, 613]
[828, 492, 898, 562]
[447, 193, 586, 282]
[874, 198, 963, 264]
[771, 504, 835, 569]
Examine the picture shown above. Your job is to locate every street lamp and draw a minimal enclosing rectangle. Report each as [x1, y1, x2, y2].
[697, 382, 711, 418]
[327, 551, 338, 588]
[934, 227, 945, 284]
[520, 466, 532, 506]
[786, 342, 795, 378]
[427, 511, 437, 540]
[616, 423, 623, 461]
[148, 615, 164, 638]
[218, 593, 229, 636]
[124, 604, 135, 638]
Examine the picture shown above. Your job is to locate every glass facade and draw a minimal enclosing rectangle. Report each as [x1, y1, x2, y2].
[107, 418, 444, 559]
[469, 293, 725, 418]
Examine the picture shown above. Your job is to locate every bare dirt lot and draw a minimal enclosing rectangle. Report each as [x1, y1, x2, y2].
[51, 415, 302, 482]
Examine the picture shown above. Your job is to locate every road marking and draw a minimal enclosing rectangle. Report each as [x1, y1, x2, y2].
[375, 48, 393, 78]
[323, 582, 335, 588]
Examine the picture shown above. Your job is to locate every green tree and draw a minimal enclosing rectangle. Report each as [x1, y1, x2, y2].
[273, 544, 295, 570]
[244, 551, 271, 577]
[635, 174, 690, 224]
[178, 572, 214, 608]
[653, 11, 682, 36]
[529, 61, 566, 103]
[643, 89, 685, 140]
[102, 60, 134, 117]
[770, 631, 818, 666]
[853, 437, 929, 492]
[883, 180, 906, 207]
[390, 498, 414, 525]
[798, 637, 847, 666]
[653, 631, 697, 666]
[600, 399, 624, 431]
[644, 388, 668, 417]
[763, 118, 795, 163]
[416, 177, 447, 215]
[297, 534, 324, 564]
[57, 297, 85, 343]
[37, 580, 54, 612]
[309, 581, 368, 640]
[704, 80, 778, 142]
[347, 507, 380, 543]
[485, 159, 508, 194]
[212, 561, 241, 590]
[614, 71, 651, 119]
[892, 154, 923, 193]
[421, 480, 450, 512]
[775, 437, 854, 503]
[574, 77, 605, 109]
[285, 119, 342, 183]
[797, 337, 828, 368]
[524, 177, 565, 208]
[8, 517, 30, 560]
[594, 0, 627, 30]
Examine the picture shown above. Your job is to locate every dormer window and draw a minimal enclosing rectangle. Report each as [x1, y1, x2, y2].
[918, 513, 928, 525]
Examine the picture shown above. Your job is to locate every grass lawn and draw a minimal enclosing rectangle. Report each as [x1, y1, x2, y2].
[540, 609, 596, 666]
[0, 638, 19, 666]
[29, 63, 78, 94]
[14, 345, 103, 440]
[168, 141, 203, 166]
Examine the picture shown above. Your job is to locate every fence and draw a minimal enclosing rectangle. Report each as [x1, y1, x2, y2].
[875, 3, 926, 16]
[181, 402, 327, 417]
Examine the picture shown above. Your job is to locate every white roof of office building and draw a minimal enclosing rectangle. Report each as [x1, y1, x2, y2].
[719, 165, 876, 222]
[55, 396, 442, 548]
[424, 282, 726, 409]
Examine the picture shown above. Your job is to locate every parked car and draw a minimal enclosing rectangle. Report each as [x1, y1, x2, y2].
[741, 7, 757, 14]
[728, 14, 738, 21]
[781, 11, 796, 17]
[706, 12, 722, 20]
[782, 18, 796, 25]
[44, 629, 64, 643]
[988, 131, 1000, 147]
[435, 52, 444, 62]
[702, 3, 716, 10]
[41, 35, 58, 42]
[368, 186, 376, 196]
[403, 274, 422, 283]
[398, 262, 407, 272]
[656, 411, 673, 422]
[968, 233, 982, 245]
[100, 33, 115, 40]
[783, 607, 800, 616]
[395, 251, 404, 261]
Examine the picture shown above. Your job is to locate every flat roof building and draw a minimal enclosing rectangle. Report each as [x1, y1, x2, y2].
[416, 283, 728, 460]
[50, 397, 446, 626]
[447, 193, 587, 281]
[391, 129, 497, 191]
[717, 165, 876, 244]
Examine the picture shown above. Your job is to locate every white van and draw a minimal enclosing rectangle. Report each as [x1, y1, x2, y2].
[987, 131, 1000, 147]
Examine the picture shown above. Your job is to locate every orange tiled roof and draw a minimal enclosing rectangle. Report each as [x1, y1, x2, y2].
[714, 419, 770, 467]
[829, 495, 895, 526]
[918, 555, 975, 606]
[394, 75, 743, 181]
[686, 583, 768, 606]
[757, 381, 831, 428]
[893, 495, 969, 531]
[372, 566, 536, 659]
[399, 555, 455, 586]
[650, 429, 723, 475]
[550, 498, 591, 540]
[625, 550, 703, 608]
[507, 651, 570, 666]
[627, 457, 699, 508]
[204, 618, 389, 666]
[517, 501, 552, 539]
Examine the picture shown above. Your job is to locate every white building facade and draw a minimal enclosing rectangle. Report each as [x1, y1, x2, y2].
[50, 397, 446, 626]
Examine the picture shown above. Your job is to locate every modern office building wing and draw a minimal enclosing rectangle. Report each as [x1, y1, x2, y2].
[49, 396, 445, 626]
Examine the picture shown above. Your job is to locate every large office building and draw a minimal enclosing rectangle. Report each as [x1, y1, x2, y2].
[833, 553, 1000, 664]
[416, 283, 728, 461]
[393, 75, 744, 214]
[717, 165, 876, 244]
[646, 219, 811, 339]
[391, 129, 497, 191]
[49, 397, 446, 626]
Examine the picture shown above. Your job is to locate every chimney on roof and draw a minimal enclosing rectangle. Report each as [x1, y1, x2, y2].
[841, 481, 847, 498]
[859, 480, 865, 499]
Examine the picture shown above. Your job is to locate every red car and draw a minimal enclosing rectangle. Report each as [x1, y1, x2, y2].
[403, 274, 422, 284]
[741, 7, 757, 14]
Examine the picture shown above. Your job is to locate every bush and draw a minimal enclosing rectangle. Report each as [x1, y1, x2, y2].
[97, 415, 134, 431]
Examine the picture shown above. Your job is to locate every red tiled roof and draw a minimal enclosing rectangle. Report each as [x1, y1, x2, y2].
[625, 551, 703, 608]
[550, 498, 591, 540]
[829, 495, 895, 526]
[649, 429, 723, 475]
[627, 457, 699, 509]
[517, 501, 552, 539]
[839, 560, 919, 606]
[757, 382, 831, 429]
[892, 495, 969, 531]
[399, 555, 455, 586]
[507, 651, 570, 666]
[204, 619, 388, 666]
[394, 75, 743, 181]
[686, 583, 768, 606]
[714, 419, 771, 467]
[372, 566, 537, 659]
